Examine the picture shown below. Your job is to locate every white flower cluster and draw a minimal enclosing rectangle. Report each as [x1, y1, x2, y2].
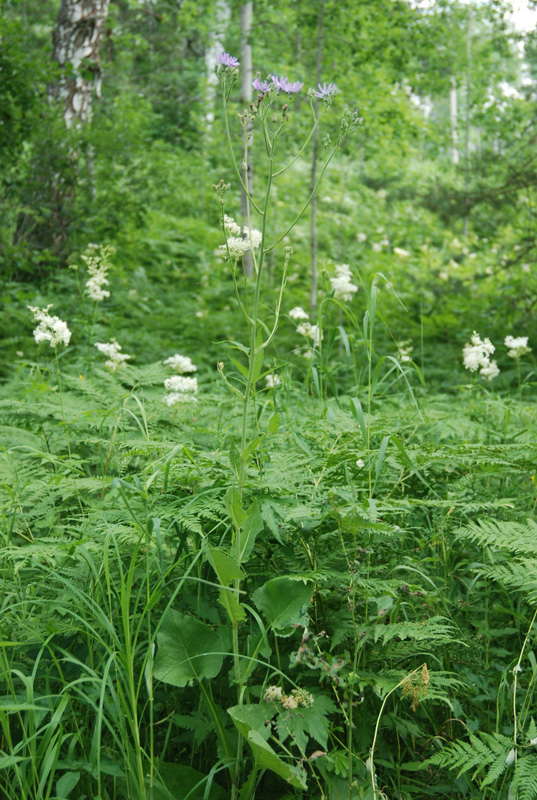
[393, 247, 410, 259]
[264, 685, 314, 710]
[28, 305, 71, 348]
[330, 263, 358, 302]
[163, 354, 197, 373]
[297, 321, 323, 347]
[163, 355, 198, 406]
[505, 335, 531, 360]
[289, 306, 309, 321]
[218, 215, 262, 260]
[94, 340, 132, 372]
[397, 341, 413, 363]
[462, 331, 499, 380]
[265, 373, 281, 388]
[82, 245, 114, 302]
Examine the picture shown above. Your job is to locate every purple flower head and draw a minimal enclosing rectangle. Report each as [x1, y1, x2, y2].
[252, 77, 271, 94]
[271, 75, 304, 94]
[314, 82, 339, 99]
[217, 52, 240, 68]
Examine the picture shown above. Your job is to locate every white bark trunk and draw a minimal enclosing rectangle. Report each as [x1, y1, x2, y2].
[50, 0, 111, 128]
[449, 76, 459, 165]
[204, 0, 231, 126]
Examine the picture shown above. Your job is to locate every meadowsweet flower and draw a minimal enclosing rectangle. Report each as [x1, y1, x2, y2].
[297, 322, 323, 347]
[224, 215, 241, 236]
[219, 215, 262, 260]
[164, 392, 197, 406]
[281, 694, 299, 710]
[28, 305, 71, 348]
[164, 376, 198, 393]
[330, 263, 358, 302]
[81, 244, 114, 302]
[372, 242, 382, 253]
[95, 340, 131, 372]
[265, 373, 281, 388]
[393, 247, 410, 258]
[463, 331, 499, 379]
[271, 75, 304, 94]
[219, 237, 250, 260]
[314, 81, 338, 98]
[264, 686, 283, 703]
[480, 361, 500, 380]
[217, 52, 239, 68]
[289, 306, 309, 321]
[245, 226, 262, 249]
[357, 232, 367, 242]
[163, 375, 198, 406]
[292, 689, 314, 708]
[163, 354, 197, 373]
[505, 335, 531, 359]
[397, 341, 413, 362]
[252, 77, 271, 93]
[356, 458, 365, 468]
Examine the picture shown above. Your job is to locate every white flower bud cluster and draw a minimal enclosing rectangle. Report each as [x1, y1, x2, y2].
[330, 263, 358, 302]
[28, 305, 71, 348]
[94, 340, 132, 372]
[462, 332, 499, 380]
[505, 335, 531, 360]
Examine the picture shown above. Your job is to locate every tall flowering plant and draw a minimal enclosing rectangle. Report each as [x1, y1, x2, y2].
[155, 52, 360, 800]
[215, 55, 360, 473]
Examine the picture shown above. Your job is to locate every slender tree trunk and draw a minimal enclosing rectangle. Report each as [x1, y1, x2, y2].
[464, 5, 472, 237]
[240, 2, 253, 276]
[49, 0, 111, 128]
[309, 0, 325, 311]
[449, 75, 459, 165]
[204, 0, 230, 128]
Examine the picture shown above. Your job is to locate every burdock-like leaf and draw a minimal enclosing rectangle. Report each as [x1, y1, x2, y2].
[154, 609, 223, 687]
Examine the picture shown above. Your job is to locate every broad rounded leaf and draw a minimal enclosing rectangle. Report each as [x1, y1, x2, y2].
[154, 609, 223, 687]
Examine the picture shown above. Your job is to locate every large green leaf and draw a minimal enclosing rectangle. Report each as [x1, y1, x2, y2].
[252, 577, 313, 634]
[228, 705, 307, 790]
[154, 609, 223, 688]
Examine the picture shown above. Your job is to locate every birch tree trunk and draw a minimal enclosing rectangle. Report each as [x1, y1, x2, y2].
[49, 0, 111, 128]
[464, 6, 472, 237]
[240, 1, 253, 276]
[204, 0, 231, 128]
[309, 0, 325, 310]
[449, 76, 459, 165]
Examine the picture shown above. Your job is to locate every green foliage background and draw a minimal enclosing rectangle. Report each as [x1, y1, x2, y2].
[2, 1, 537, 799]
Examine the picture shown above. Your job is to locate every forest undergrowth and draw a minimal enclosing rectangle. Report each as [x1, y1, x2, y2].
[2, 49, 537, 800]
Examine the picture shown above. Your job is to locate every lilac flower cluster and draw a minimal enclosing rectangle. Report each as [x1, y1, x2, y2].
[217, 52, 239, 68]
[271, 75, 304, 94]
[218, 53, 339, 100]
[314, 82, 339, 99]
